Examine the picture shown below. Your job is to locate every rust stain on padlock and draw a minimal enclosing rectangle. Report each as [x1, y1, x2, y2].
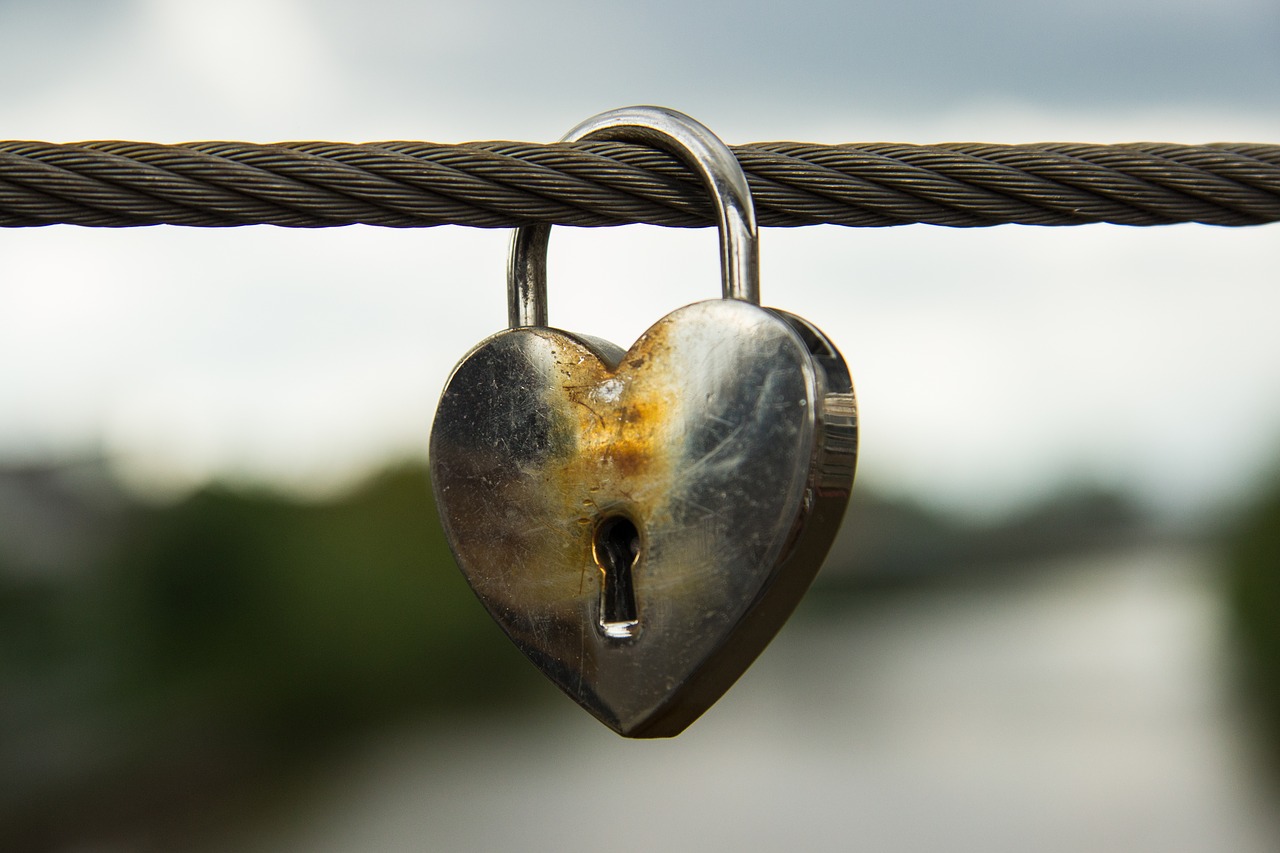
[535, 323, 686, 596]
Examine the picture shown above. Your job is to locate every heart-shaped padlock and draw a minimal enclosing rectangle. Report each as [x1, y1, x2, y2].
[430, 106, 857, 738]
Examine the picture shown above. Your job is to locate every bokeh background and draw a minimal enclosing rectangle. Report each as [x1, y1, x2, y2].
[1, 1, 1279, 850]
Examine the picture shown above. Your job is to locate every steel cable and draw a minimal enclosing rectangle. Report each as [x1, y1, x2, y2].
[0, 140, 1277, 229]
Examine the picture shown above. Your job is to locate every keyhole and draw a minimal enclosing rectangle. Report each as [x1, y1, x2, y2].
[593, 514, 641, 639]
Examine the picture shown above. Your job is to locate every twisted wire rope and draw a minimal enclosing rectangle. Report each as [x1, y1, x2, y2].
[1, 139, 1278, 229]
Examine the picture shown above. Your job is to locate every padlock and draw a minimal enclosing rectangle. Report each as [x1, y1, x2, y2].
[429, 106, 857, 738]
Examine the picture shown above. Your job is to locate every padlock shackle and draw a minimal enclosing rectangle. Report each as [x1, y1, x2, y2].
[507, 106, 760, 329]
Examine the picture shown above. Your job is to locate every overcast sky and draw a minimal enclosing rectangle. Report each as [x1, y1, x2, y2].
[0, 0, 1277, 518]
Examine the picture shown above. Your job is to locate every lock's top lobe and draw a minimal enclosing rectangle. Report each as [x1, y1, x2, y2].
[508, 106, 759, 329]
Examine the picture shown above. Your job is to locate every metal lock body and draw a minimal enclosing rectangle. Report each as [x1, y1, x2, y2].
[430, 107, 857, 737]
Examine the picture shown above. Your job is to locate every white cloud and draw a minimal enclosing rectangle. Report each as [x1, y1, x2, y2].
[138, 0, 338, 114]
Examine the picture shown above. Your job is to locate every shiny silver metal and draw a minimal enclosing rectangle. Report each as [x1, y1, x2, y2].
[431, 106, 856, 738]
[507, 105, 759, 329]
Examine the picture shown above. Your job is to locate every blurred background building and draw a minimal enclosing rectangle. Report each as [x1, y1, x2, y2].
[0, 1, 1278, 850]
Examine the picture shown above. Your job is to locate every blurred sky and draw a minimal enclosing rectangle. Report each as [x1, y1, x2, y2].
[0, 0, 1278, 518]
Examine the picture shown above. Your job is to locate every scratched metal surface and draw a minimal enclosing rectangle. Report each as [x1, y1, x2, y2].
[430, 298, 855, 736]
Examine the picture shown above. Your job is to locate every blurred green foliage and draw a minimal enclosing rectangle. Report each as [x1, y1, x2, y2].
[102, 465, 534, 744]
[0, 464, 541, 849]
[1227, 475, 1280, 771]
